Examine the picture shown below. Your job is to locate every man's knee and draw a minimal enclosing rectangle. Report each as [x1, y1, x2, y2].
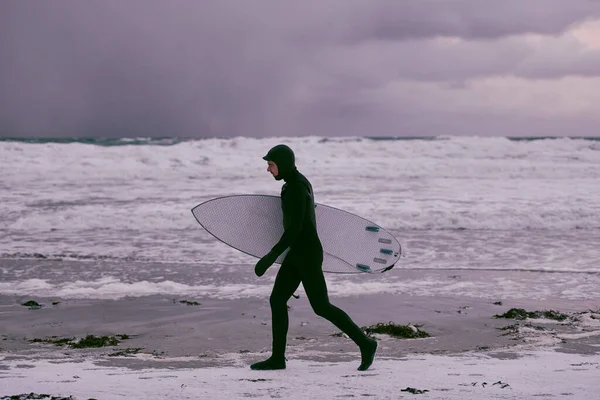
[270, 294, 287, 309]
[311, 302, 333, 318]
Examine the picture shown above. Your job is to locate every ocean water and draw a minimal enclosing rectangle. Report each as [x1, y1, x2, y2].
[1, 136, 599, 301]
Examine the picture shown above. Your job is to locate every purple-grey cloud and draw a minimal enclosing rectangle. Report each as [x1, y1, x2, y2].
[0, 0, 599, 138]
[313, 33, 600, 88]
[334, 0, 600, 43]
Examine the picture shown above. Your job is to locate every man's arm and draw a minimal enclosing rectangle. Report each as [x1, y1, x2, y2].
[268, 183, 308, 258]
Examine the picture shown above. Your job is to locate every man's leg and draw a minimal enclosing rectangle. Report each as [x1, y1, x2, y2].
[301, 259, 378, 371]
[251, 259, 301, 370]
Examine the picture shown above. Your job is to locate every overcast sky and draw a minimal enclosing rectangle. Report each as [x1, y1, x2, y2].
[1, 0, 600, 138]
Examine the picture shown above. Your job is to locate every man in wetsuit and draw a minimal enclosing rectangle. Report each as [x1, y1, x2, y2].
[251, 144, 378, 371]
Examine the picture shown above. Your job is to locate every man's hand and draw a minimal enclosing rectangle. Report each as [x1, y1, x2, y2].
[255, 252, 277, 277]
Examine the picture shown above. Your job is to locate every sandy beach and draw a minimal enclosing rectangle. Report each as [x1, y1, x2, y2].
[1, 267, 599, 399]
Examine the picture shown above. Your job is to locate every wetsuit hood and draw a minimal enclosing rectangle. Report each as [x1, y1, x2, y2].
[263, 144, 297, 181]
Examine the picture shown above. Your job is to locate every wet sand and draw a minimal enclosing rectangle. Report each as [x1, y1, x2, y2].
[1, 284, 598, 368]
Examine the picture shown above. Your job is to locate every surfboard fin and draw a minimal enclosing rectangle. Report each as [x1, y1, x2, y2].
[382, 263, 396, 273]
[356, 264, 371, 272]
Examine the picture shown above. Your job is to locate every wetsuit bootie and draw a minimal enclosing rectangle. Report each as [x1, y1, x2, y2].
[357, 338, 377, 371]
[250, 356, 286, 370]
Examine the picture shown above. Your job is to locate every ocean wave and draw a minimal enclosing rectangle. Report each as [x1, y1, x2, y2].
[0, 252, 154, 263]
[1, 135, 599, 146]
[2, 135, 599, 262]
[1, 273, 598, 301]
[0, 136, 188, 146]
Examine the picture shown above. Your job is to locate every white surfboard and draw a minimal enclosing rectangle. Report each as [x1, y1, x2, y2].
[191, 195, 401, 274]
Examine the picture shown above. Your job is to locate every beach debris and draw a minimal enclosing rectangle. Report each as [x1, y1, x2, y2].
[74, 335, 118, 348]
[569, 361, 598, 367]
[332, 322, 430, 339]
[0, 394, 75, 400]
[29, 337, 72, 346]
[365, 322, 430, 339]
[494, 308, 568, 321]
[463, 381, 510, 389]
[498, 322, 548, 340]
[21, 300, 42, 310]
[400, 387, 429, 394]
[152, 350, 166, 358]
[175, 299, 201, 306]
[499, 322, 546, 333]
[457, 306, 471, 314]
[72, 334, 128, 348]
[108, 347, 143, 357]
[29, 334, 131, 348]
[330, 331, 349, 338]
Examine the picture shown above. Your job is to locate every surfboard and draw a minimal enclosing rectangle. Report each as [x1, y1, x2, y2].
[191, 195, 401, 274]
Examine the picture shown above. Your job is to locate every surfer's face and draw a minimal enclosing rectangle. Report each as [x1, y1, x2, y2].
[267, 161, 278, 178]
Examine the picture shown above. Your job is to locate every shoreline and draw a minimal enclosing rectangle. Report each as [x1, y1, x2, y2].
[1, 290, 599, 362]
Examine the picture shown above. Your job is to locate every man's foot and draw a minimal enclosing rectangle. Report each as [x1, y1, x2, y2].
[357, 338, 377, 371]
[250, 356, 286, 370]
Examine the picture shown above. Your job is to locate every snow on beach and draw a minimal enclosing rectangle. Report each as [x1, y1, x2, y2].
[1, 349, 599, 399]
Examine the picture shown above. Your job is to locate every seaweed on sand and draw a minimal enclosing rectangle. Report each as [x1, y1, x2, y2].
[494, 308, 568, 321]
[332, 322, 430, 339]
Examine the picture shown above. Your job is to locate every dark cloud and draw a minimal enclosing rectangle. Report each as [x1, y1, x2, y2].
[0, 0, 599, 138]
[0, 1, 298, 137]
[315, 32, 600, 86]
[335, 0, 600, 43]
[304, 105, 600, 138]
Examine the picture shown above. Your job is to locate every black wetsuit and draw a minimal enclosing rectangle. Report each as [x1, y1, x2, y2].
[260, 145, 370, 362]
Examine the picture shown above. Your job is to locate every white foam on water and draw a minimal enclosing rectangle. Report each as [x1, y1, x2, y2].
[0, 278, 270, 300]
[1, 270, 599, 301]
[1, 350, 598, 400]
[2, 137, 599, 231]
